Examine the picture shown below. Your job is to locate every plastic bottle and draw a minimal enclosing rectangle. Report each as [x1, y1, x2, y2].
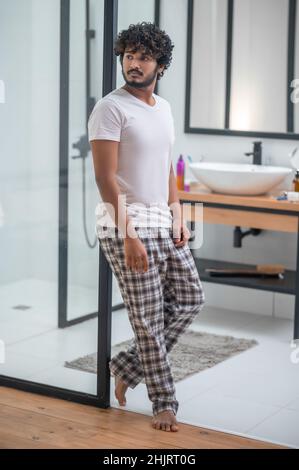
[292, 170, 299, 192]
[176, 154, 185, 190]
[184, 179, 190, 192]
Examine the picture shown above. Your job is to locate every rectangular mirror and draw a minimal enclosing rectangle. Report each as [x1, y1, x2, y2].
[186, 0, 299, 140]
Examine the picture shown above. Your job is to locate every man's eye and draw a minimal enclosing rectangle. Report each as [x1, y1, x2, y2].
[126, 55, 150, 60]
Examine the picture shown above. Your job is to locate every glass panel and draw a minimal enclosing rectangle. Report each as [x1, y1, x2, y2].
[67, 0, 105, 322]
[0, 0, 103, 396]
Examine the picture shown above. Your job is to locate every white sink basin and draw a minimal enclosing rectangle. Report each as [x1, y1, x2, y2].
[189, 162, 293, 196]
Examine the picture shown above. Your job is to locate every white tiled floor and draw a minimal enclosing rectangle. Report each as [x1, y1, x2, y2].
[110, 306, 299, 448]
[1, 284, 298, 448]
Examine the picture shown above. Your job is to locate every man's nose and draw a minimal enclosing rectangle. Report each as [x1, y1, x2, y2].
[129, 60, 141, 70]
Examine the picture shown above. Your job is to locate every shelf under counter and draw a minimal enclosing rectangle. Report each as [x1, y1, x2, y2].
[193, 257, 295, 295]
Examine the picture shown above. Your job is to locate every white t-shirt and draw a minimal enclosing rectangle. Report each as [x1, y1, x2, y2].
[88, 87, 175, 234]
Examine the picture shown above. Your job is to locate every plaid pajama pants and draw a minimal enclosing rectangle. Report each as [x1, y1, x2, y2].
[98, 225, 205, 417]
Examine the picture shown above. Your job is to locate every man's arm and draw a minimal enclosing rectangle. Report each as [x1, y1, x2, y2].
[90, 139, 137, 239]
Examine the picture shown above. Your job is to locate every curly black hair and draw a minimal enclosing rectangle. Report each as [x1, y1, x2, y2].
[114, 22, 174, 80]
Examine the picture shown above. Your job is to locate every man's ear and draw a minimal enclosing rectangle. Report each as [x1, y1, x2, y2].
[158, 65, 165, 77]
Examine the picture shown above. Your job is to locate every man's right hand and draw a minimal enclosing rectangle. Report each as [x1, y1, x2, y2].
[123, 237, 149, 273]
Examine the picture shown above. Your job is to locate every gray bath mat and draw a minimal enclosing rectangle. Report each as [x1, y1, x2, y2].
[64, 330, 258, 382]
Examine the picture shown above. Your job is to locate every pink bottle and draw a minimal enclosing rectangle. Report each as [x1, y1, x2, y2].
[176, 154, 185, 190]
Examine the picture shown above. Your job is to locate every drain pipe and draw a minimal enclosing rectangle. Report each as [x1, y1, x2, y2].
[233, 226, 262, 247]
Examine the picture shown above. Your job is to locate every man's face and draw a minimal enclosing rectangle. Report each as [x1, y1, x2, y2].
[121, 48, 161, 89]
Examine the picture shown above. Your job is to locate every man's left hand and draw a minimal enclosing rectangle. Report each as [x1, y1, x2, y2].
[172, 221, 191, 247]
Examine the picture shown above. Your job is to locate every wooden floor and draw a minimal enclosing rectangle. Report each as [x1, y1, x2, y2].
[0, 386, 287, 449]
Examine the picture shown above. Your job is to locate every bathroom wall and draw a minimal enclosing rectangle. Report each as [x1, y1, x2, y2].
[159, 0, 297, 320]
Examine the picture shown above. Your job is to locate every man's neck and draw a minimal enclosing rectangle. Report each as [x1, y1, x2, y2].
[121, 85, 155, 105]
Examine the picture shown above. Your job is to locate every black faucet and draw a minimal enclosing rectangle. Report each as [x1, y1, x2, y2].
[244, 141, 262, 165]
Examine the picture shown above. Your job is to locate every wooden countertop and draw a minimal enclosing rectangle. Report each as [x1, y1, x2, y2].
[178, 183, 299, 213]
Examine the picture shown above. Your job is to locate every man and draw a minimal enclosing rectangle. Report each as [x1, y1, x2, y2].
[88, 22, 205, 432]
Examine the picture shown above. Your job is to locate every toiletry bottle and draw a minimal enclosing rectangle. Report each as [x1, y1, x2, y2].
[292, 170, 299, 192]
[184, 180, 190, 192]
[176, 154, 185, 190]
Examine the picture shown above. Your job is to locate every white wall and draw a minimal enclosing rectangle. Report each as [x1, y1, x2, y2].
[159, 0, 297, 320]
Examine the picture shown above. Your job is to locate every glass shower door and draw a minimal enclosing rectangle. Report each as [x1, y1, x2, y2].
[0, 0, 118, 408]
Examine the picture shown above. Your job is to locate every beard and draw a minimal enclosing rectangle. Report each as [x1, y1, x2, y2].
[121, 65, 159, 89]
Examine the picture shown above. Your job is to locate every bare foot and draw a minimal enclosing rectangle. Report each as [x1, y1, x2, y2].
[151, 410, 179, 432]
[114, 375, 128, 406]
